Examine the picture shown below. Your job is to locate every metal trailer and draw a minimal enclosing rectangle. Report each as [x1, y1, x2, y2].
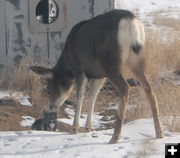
[0, 0, 114, 70]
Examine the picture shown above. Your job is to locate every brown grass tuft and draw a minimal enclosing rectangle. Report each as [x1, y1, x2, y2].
[0, 56, 48, 108]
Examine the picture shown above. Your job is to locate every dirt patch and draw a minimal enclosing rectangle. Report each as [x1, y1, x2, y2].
[0, 102, 33, 131]
[0, 96, 69, 131]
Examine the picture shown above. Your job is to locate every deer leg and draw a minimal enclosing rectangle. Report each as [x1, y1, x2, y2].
[134, 72, 164, 138]
[72, 73, 87, 134]
[85, 78, 105, 132]
[108, 74, 129, 144]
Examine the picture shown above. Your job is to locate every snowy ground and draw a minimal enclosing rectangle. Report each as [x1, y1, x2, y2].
[0, 91, 32, 107]
[115, 0, 180, 20]
[57, 104, 114, 130]
[115, 0, 180, 41]
[1, 118, 180, 158]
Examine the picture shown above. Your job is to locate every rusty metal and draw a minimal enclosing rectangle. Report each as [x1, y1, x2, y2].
[63, 2, 67, 26]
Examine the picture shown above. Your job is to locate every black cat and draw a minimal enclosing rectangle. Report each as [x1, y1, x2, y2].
[31, 111, 57, 131]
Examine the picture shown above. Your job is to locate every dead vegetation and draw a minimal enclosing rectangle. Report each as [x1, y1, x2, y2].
[154, 17, 180, 31]
[151, 9, 180, 31]
[135, 139, 161, 157]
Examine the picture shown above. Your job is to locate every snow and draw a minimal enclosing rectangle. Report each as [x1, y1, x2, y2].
[0, 91, 32, 107]
[115, 0, 180, 41]
[0, 118, 180, 158]
[0, 91, 10, 98]
[161, 71, 180, 86]
[58, 105, 114, 130]
[20, 116, 35, 127]
[115, 0, 180, 19]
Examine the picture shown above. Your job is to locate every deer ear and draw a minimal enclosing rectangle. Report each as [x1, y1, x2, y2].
[30, 66, 53, 76]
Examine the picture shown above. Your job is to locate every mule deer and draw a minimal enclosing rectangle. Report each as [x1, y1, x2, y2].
[30, 9, 164, 144]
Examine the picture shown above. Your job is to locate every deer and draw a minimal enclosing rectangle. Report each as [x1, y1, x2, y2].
[30, 9, 164, 144]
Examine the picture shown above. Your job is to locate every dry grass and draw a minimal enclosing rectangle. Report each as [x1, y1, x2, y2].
[0, 56, 48, 108]
[151, 8, 180, 32]
[154, 17, 180, 31]
[135, 139, 161, 157]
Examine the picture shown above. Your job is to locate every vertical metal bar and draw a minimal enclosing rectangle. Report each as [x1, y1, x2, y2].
[28, 0, 31, 33]
[107, 0, 114, 11]
[89, 0, 94, 18]
[4, 0, 8, 59]
[47, 0, 50, 59]
[47, 32, 50, 59]
[92, 0, 94, 17]
[111, 0, 115, 9]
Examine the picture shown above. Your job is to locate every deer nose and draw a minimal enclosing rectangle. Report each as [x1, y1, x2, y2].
[49, 104, 57, 111]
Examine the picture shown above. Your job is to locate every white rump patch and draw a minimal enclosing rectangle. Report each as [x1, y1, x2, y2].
[117, 18, 145, 67]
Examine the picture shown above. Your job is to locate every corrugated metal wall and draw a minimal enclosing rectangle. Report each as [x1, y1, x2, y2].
[0, 0, 114, 70]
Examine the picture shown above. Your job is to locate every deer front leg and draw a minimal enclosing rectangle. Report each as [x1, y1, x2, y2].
[85, 78, 105, 132]
[71, 73, 87, 134]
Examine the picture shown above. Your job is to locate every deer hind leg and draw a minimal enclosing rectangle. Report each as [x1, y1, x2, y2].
[72, 73, 88, 134]
[134, 71, 164, 138]
[108, 73, 130, 144]
[85, 78, 105, 132]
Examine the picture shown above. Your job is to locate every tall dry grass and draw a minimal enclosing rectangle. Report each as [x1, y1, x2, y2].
[0, 56, 48, 108]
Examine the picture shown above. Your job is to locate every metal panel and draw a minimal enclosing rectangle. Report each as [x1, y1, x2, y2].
[49, 0, 92, 63]
[5, 0, 49, 65]
[0, 0, 7, 66]
[1, 0, 114, 66]
[29, 0, 67, 33]
[94, 0, 114, 16]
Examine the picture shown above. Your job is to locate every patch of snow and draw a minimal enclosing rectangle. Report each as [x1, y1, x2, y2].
[161, 71, 180, 86]
[163, 116, 180, 131]
[107, 103, 137, 113]
[20, 116, 35, 127]
[0, 91, 10, 98]
[17, 96, 32, 107]
[0, 91, 32, 107]
[58, 105, 114, 129]
[115, 0, 180, 18]
[0, 118, 180, 158]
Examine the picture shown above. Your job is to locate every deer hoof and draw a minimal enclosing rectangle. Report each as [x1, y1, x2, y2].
[108, 135, 119, 144]
[156, 132, 164, 138]
[108, 138, 119, 144]
[84, 127, 93, 133]
[71, 128, 79, 134]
